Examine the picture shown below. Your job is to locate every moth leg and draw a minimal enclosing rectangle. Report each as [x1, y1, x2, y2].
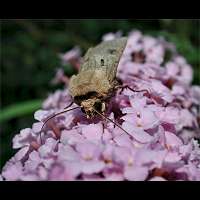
[124, 85, 149, 94]
[114, 84, 124, 94]
[116, 85, 149, 95]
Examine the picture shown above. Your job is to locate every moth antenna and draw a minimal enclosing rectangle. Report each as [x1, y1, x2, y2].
[63, 101, 74, 109]
[93, 108, 130, 135]
[39, 106, 80, 144]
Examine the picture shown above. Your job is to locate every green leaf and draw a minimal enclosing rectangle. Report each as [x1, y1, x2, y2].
[0, 99, 43, 123]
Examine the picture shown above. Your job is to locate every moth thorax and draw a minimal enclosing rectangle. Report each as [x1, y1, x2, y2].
[81, 99, 106, 118]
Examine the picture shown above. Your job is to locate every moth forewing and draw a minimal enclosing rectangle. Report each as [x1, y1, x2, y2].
[80, 37, 127, 82]
[69, 37, 127, 117]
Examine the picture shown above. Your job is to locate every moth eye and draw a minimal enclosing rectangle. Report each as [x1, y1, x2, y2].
[81, 107, 86, 114]
[94, 101, 102, 112]
[101, 59, 104, 66]
[74, 95, 85, 105]
[86, 91, 98, 99]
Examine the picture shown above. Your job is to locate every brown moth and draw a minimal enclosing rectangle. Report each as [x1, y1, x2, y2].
[68, 37, 127, 118]
[40, 37, 129, 140]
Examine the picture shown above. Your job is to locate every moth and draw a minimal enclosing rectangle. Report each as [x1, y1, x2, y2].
[68, 37, 127, 118]
[40, 37, 136, 139]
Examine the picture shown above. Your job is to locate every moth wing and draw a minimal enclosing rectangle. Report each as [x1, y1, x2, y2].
[80, 37, 127, 83]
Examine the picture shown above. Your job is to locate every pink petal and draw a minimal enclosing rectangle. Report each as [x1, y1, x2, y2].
[105, 173, 124, 181]
[164, 152, 182, 163]
[124, 166, 148, 181]
[121, 113, 136, 124]
[172, 84, 185, 95]
[157, 107, 180, 124]
[179, 143, 193, 157]
[57, 144, 80, 162]
[38, 138, 57, 158]
[60, 129, 84, 145]
[82, 123, 103, 141]
[166, 62, 179, 76]
[102, 31, 122, 41]
[48, 164, 74, 181]
[114, 134, 133, 148]
[179, 109, 195, 128]
[63, 161, 82, 178]
[102, 129, 113, 142]
[149, 176, 166, 181]
[60, 46, 81, 62]
[113, 146, 133, 165]
[122, 122, 153, 143]
[34, 110, 52, 121]
[20, 174, 40, 181]
[25, 151, 41, 171]
[76, 141, 102, 160]
[38, 166, 48, 180]
[140, 109, 160, 129]
[32, 122, 43, 134]
[102, 143, 115, 162]
[165, 131, 183, 148]
[129, 96, 147, 111]
[14, 146, 29, 161]
[81, 160, 105, 174]
[134, 149, 167, 168]
[2, 162, 23, 181]
[12, 128, 33, 149]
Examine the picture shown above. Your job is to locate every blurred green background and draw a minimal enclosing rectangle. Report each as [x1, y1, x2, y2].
[0, 19, 200, 169]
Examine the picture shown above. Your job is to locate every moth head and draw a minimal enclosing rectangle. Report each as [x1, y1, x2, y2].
[74, 91, 106, 118]
[80, 98, 106, 118]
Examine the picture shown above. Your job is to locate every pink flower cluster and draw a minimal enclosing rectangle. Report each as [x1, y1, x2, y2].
[1, 31, 200, 181]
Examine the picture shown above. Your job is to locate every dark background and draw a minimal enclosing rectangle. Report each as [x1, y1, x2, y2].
[0, 19, 200, 169]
